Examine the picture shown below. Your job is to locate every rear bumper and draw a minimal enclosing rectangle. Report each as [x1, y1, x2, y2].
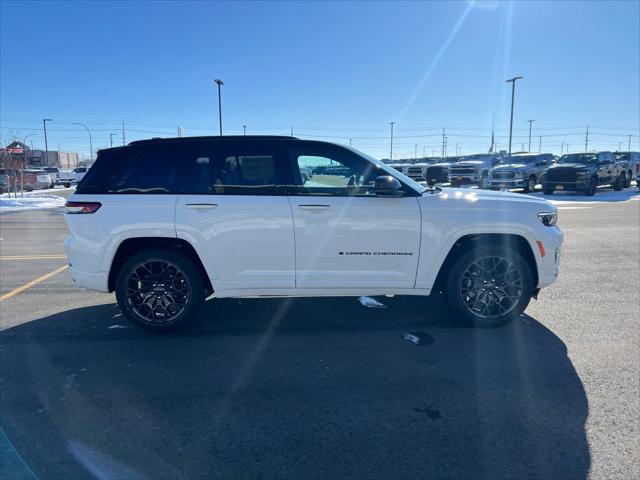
[64, 234, 110, 292]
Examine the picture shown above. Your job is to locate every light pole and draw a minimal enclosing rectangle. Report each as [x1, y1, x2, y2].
[349, 138, 352, 147]
[618, 141, 623, 151]
[628, 134, 632, 151]
[243, 125, 246, 135]
[389, 122, 395, 160]
[214, 78, 224, 136]
[109, 133, 116, 148]
[21, 133, 35, 197]
[538, 135, 542, 153]
[527, 119, 535, 152]
[42, 118, 52, 166]
[73, 122, 93, 162]
[505, 76, 523, 156]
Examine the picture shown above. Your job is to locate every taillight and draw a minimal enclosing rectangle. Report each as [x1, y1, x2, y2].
[65, 201, 101, 214]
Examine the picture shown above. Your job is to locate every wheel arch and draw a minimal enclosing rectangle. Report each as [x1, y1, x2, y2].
[431, 233, 539, 293]
[108, 237, 213, 294]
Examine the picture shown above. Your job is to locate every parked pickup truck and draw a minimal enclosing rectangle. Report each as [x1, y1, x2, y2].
[65, 136, 562, 332]
[488, 153, 554, 193]
[57, 170, 77, 187]
[425, 156, 464, 185]
[405, 161, 435, 183]
[614, 151, 640, 188]
[541, 151, 624, 196]
[449, 153, 502, 188]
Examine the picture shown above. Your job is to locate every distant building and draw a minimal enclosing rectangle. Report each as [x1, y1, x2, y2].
[1, 141, 79, 168]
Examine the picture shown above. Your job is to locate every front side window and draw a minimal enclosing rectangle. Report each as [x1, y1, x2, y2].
[289, 147, 381, 196]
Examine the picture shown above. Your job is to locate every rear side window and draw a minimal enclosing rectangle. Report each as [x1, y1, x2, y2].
[76, 141, 290, 195]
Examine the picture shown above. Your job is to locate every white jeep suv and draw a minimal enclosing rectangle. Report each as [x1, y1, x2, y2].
[64, 136, 563, 331]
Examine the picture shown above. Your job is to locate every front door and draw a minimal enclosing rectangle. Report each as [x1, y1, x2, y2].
[287, 144, 422, 289]
[173, 141, 296, 292]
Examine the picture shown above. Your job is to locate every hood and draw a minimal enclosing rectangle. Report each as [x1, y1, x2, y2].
[548, 163, 594, 170]
[423, 187, 555, 210]
[453, 160, 486, 167]
[429, 161, 454, 168]
[492, 163, 528, 171]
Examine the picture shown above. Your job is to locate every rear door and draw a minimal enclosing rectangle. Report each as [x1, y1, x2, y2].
[286, 144, 422, 289]
[174, 141, 296, 292]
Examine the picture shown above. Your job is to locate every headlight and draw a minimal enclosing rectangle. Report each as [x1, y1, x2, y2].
[537, 211, 557, 226]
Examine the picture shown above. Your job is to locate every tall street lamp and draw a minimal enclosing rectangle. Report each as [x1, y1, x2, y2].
[527, 119, 535, 152]
[42, 118, 52, 166]
[214, 79, 224, 136]
[389, 122, 395, 160]
[73, 122, 93, 162]
[505, 76, 523, 156]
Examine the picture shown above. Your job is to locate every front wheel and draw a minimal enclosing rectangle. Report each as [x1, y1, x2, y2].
[115, 249, 205, 332]
[523, 176, 536, 193]
[542, 185, 554, 195]
[612, 174, 624, 191]
[445, 245, 534, 327]
[585, 177, 597, 196]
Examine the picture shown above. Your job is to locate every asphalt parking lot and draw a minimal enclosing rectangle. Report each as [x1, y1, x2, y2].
[0, 188, 638, 480]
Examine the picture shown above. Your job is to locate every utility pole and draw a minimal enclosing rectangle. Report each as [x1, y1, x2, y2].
[628, 134, 632, 151]
[538, 135, 542, 152]
[441, 127, 446, 157]
[178, 127, 183, 137]
[561, 142, 564, 155]
[505, 76, 523, 155]
[521, 143, 525, 151]
[444, 136, 448, 157]
[618, 141, 623, 151]
[109, 133, 115, 148]
[243, 125, 246, 135]
[214, 78, 224, 135]
[290, 127, 294, 137]
[584, 126, 590, 151]
[422, 146, 426, 158]
[42, 118, 51, 166]
[527, 119, 535, 152]
[389, 122, 395, 160]
[414, 143, 417, 160]
[349, 138, 352, 147]
[121, 122, 126, 145]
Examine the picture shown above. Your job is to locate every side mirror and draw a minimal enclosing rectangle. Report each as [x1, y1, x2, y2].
[375, 175, 404, 197]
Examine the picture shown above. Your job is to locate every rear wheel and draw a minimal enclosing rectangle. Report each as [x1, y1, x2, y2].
[585, 177, 597, 196]
[115, 249, 205, 332]
[445, 245, 534, 327]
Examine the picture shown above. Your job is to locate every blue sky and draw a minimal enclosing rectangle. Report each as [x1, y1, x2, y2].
[1, 0, 638, 159]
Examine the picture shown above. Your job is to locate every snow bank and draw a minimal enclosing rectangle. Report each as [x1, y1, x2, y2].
[0, 193, 66, 213]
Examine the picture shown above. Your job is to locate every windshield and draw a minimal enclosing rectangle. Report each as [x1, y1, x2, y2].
[558, 153, 598, 164]
[505, 155, 538, 164]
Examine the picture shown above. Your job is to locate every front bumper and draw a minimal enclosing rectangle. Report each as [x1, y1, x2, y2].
[536, 226, 563, 289]
[488, 178, 526, 188]
[542, 180, 589, 191]
[449, 173, 481, 183]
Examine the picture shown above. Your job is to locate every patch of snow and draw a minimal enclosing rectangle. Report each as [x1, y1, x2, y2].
[0, 192, 66, 213]
[358, 296, 388, 309]
[108, 324, 129, 330]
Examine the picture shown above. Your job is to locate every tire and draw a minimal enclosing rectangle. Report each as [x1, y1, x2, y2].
[585, 177, 597, 196]
[24, 184, 34, 192]
[445, 244, 534, 328]
[523, 175, 536, 193]
[612, 174, 624, 191]
[450, 179, 461, 188]
[115, 249, 205, 332]
[63, 182, 71, 188]
[542, 186, 554, 195]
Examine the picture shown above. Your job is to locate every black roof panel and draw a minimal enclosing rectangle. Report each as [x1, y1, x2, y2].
[129, 135, 299, 146]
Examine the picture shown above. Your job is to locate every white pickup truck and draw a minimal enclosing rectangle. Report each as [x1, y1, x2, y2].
[64, 136, 563, 332]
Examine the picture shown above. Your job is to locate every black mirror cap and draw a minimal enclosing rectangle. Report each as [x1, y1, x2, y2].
[375, 175, 404, 197]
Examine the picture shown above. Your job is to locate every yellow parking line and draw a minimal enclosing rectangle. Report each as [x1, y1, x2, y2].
[0, 265, 68, 303]
[0, 255, 67, 261]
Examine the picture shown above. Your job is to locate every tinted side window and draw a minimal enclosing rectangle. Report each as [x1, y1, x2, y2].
[210, 147, 285, 195]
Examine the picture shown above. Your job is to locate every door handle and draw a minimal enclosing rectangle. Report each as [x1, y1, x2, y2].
[298, 204, 330, 211]
[186, 203, 218, 210]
